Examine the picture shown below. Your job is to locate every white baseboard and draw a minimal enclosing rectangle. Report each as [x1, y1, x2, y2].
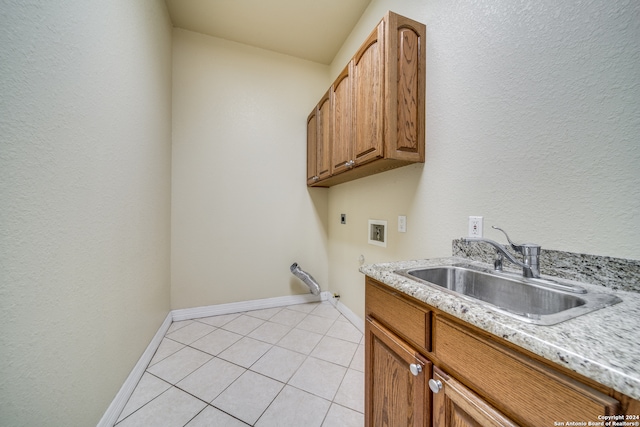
[325, 294, 365, 334]
[97, 312, 173, 427]
[171, 292, 325, 322]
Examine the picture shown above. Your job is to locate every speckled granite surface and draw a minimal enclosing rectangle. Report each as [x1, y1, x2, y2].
[360, 257, 640, 400]
[453, 239, 640, 293]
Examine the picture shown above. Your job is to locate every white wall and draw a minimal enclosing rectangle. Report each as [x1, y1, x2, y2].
[171, 29, 330, 309]
[327, 0, 640, 318]
[0, 1, 173, 425]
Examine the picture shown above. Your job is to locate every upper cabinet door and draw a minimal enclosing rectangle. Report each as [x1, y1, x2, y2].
[353, 22, 385, 166]
[306, 107, 318, 185]
[316, 90, 331, 181]
[330, 63, 353, 176]
[387, 13, 426, 162]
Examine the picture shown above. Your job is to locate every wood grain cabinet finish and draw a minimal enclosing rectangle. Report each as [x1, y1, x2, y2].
[366, 279, 430, 352]
[365, 316, 431, 427]
[306, 107, 318, 185]
[307, 11, 426, 187]
[432, 366, 518, 427]
[330, 64, 353, 176]
[316, 91, 331, 181]
[364, 277, 638, 427]
[306, 90, 331, 185]
[434, 316, 619, 426]
[353, 21, 384, 167]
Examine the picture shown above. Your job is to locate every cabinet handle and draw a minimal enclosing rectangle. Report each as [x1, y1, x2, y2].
[344, 160, 355, 168]
[312, 176, 319, 182]
[409, 363, 422, 376]
[429, 378, 443, 393]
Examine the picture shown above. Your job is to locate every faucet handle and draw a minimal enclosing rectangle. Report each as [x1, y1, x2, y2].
[491, 226, 523, 254]
[492, 225, 541, 255]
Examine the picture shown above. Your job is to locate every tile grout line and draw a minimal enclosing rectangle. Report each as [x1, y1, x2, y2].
[109, 298, 363, 426]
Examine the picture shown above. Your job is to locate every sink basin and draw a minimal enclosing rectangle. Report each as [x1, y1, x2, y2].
[394, 264, 622, 325]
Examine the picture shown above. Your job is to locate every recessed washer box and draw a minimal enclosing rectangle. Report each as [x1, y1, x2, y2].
[368, 219, 387, 247]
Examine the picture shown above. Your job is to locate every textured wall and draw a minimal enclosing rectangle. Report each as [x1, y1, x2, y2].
[328, 0, 640, 319]
[171, 29, 330, 309]
[0, 1, 172, 425]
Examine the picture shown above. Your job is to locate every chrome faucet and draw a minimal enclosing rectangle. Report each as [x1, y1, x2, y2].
[463, 226, 541, 278]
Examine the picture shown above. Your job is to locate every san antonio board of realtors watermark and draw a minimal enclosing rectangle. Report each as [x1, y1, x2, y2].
[554, 414, 640, 426]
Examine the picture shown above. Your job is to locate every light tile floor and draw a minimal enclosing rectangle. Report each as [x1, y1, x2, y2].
[115, 301, 365, 426]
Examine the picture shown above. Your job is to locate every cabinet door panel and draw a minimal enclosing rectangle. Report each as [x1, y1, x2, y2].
[353, 22, 384, 166]
[316, 91, 331, 180]
[306, 108, 318, 185]
[331, 64, 353, 175]
[432, 367, 518, 427]
[387, 14, 425, 162]
[366, 317, 430, 427]
[396, 27, 421, 152]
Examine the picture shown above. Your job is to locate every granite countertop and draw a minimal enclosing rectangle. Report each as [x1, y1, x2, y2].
[360, 257, 640, 400]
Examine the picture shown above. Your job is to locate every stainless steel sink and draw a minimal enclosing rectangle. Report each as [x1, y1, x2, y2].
[394, 264, 622, 325]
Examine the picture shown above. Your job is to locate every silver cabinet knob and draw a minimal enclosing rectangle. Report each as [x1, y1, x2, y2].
[429, 379, 443, 393]
[409, 363, 422, 376]
[344, 160, 355, 168]
[312, 176, 319, 182]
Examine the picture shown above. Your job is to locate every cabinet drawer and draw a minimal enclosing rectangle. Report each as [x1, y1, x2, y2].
[433, 316, 619, 427]
[366, 280, 430, 351]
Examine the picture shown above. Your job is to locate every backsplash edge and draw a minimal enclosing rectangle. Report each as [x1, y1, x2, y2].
[452, 239, 640, 293]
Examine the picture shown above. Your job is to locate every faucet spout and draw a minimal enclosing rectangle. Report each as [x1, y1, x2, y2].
[462, 231, 541, 279]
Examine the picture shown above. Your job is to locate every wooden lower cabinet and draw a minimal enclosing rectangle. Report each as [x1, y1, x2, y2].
[366, 317, 431, 427]
[432, 367, 517, 427]
[365, 277, 637, 427]
[433, 316, 619, 426]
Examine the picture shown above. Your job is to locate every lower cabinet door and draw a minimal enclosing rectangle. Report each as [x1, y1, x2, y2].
[432, 366, 518, 427]
[365, 316, 431, 427]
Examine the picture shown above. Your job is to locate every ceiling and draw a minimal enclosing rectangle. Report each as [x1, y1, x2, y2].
[165, 0, 372, 65]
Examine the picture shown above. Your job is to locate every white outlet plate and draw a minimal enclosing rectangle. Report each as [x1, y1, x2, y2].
[398, 215, 407, 232]
[468, 216, 483, 237]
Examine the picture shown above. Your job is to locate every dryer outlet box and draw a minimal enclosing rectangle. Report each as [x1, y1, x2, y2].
[368, 219, 387, 247]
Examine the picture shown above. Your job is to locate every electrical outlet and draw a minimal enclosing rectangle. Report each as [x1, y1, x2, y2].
[468, 216, 483, 237]
[398, 215, 407, 233]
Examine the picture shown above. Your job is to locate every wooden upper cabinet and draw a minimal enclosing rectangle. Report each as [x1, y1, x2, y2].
[330, 63, 353, 176]
[389, 13, 426, 162]
[306, 108, 318, 185]
[353, 22, 384, 166]
[306, 90, 331, 185]
[307, 11, 426, 187]
[316, 90, 331, 181]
